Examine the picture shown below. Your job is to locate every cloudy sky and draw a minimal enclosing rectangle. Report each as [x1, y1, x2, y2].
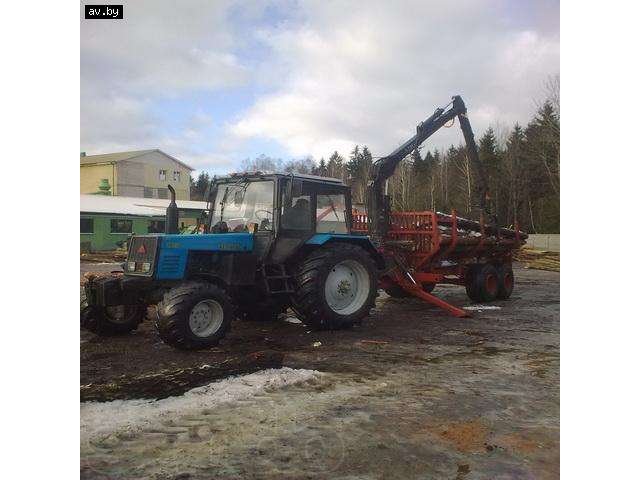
[81, 0, 559, 174]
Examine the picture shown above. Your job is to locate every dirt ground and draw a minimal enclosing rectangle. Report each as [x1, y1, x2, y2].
[81, 264, 559, 480]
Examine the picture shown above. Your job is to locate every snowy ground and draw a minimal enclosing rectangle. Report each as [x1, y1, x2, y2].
[81, 368, 321, 443]
[81, 266, 559, 479]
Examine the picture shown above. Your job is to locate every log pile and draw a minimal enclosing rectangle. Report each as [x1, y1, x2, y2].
[80, 249, 127, 263]
[514, 248, 560, 272]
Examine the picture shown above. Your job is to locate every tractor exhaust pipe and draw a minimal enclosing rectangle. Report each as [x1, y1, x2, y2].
[165, 185, 179, 234]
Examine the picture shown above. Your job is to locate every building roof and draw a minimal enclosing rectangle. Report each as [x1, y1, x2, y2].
[80, 149, 194, 171]
[80, 195, 207, 217]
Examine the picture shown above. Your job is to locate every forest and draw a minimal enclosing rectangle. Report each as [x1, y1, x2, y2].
[192, 82, 559, 234]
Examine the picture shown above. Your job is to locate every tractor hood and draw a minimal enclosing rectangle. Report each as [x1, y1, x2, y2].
[159, 233, 253, 253]
[125, 233, 254, 280]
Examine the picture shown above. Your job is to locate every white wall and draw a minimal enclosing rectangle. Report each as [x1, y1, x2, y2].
[526, 234, 560, 252]
[116, 151, 191, 200]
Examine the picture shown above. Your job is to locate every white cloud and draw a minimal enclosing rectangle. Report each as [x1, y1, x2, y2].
[80, 0, 246, 167]
[81, 0, 559, 171]
[229, 0, 560, 159]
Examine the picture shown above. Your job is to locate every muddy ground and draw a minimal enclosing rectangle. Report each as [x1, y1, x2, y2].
[81, 264, 559, 480]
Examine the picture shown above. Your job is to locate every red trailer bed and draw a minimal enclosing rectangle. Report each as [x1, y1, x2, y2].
[351, 210, 527, 317]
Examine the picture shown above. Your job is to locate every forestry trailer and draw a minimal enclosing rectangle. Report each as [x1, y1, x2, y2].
[81, 96, 526, 350]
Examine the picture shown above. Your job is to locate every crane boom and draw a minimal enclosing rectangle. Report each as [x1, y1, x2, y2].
[366, 95, 490, 242]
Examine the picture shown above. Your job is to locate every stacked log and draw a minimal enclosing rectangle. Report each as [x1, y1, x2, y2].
[435, 212, 528, 240]
[514, 248, 560, 272]
[80, 250, 127, 263]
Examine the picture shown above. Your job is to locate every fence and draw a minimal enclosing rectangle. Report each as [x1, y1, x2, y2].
[525, 234, 560, 252]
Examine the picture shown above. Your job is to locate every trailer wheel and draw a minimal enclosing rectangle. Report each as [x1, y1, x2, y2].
[473, 263, 500, 302]
[293, 243, 377, 330]
[496, 263, 514, 299]
[156, 282, 234, 350]
[465, 265, 483, 302]
[422, 282, 436, 293]
[383, 284, 410, 298]
[81, 304, 146, 336]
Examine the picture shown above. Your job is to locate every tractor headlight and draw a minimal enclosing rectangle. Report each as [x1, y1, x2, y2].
[127, 261, 136, 271]
[142, 262, 151, 272]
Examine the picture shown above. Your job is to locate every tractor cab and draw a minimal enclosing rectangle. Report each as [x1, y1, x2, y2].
[206, 172, 354, 263]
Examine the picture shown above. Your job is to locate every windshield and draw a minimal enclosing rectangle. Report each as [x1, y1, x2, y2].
[211, 180, 274, 232]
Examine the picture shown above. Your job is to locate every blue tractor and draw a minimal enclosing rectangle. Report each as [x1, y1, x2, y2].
[82, 172, 382, 350]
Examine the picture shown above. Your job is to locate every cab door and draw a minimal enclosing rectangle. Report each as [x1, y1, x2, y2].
[268, 177, 315, 264]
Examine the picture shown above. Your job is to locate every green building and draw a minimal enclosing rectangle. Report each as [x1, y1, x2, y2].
[80, 195, 207, 251]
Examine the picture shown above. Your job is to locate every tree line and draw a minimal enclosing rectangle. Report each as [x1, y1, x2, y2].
[192, 87, 559, 233]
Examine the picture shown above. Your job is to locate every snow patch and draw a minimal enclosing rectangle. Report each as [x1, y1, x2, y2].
[81, 367, 321, 441]
[284, 316, 302, 324]
[463, 305, 503, 311]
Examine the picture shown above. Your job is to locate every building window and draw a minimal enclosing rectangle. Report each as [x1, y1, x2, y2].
[80, 218, 94, 234]
[173, 170, 181, 182]
[148, 220, 166, 233]
[157, 187, 168, 199]
[110, 219, 133, 234]
[159, 169, 167, 181]
[143, 187, 154, 198]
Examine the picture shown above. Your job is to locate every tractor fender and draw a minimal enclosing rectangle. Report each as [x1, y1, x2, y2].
[304, 234, 384, 269]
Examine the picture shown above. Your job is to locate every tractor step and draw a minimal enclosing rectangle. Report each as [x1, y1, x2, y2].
[262, 264, 295, 294]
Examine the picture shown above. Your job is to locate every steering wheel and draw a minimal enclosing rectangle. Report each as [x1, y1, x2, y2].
[254, 209, 273, 221]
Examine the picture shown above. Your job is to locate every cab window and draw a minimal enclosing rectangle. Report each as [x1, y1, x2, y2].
[211, 180, 274, 232]
[281, 179, 312, 231]
[316, 194, 348, 233]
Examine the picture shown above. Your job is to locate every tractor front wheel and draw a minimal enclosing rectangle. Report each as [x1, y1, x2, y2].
[81, 304, 146, 336]
[156, 282, 234, 350]
[293, 243, 377, 330]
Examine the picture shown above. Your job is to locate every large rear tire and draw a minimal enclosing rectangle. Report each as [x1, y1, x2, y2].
[293, 243, 377, 330]
[156, 282, 234, 350]
[81, 304, 146, 336]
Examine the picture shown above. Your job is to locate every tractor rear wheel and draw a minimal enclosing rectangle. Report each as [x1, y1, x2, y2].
[496, 263, 515, 299]
[293, 243, 377, 330]
[156, 282, 234, 350]
[81, 304, 146, 336]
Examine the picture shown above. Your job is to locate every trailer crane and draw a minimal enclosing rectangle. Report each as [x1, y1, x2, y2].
[366, 95, 491, 244]
[359, 95, 524, 317]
